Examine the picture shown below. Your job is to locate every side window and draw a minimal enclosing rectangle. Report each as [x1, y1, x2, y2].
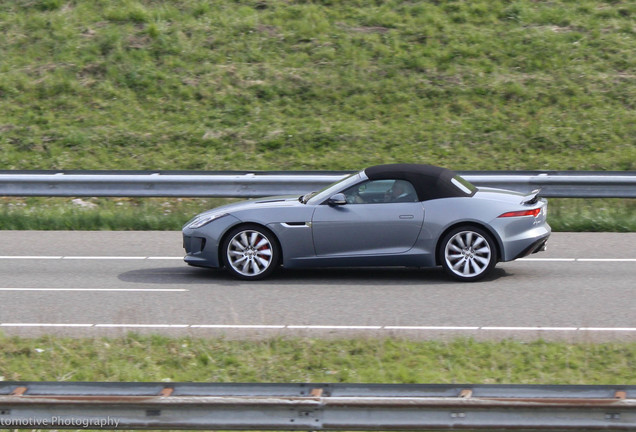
[385, 180, 418, 203]
[342, 179, 418, 204]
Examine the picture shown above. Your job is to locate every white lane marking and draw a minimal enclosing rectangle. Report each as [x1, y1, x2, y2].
[63, 256, 146, 260]
[480, 326, 579, 331]
[0, 256, 63, 259]
[577, 258, 636, 262]
[147, 257, 185, 260]
[0, 256, 633, 262]
[2, 323, 636, 333]
[288, 325, 383, 330]
[517, 258, 576, 262]
[386, 326, 480, 330]
[191, 324, 286, 329]
[0, 256, 183, 260]
[1, 323, 93, 327]
[0, 288, 188, 292]
[94, 324, 189, 328]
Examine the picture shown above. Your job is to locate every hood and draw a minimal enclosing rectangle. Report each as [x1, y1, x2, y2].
[197, 195, 304, 216]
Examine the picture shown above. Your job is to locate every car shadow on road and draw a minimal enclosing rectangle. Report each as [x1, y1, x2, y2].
[118, 266, 509, 286]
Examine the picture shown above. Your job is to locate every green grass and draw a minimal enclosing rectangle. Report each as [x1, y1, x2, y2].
[0, 196, 230, 230]
[1, 0, 634, 231]
[0, 0, 634, 173]
[2, 334, 635, 384]
[548, 198, 636, 232]
[5, 334, 634, 431]
[1, 197, 635, 231]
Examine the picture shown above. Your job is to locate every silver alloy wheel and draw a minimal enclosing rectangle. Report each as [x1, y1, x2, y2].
[226, 229, 274, 277]
[444, 230, 492, 278]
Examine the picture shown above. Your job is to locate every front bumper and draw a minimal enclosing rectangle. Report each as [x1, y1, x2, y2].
[182, 214, 241, 269]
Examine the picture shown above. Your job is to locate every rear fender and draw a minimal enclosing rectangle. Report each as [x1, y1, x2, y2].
[435, 222, 503, 265]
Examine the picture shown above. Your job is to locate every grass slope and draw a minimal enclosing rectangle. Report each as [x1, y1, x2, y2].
[2, 196, 636, 231]
[2, 334, 635, 384]
[1, 0, 634, 172]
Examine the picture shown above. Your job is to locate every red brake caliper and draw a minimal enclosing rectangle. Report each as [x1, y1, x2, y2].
[257, 236, 270, 259]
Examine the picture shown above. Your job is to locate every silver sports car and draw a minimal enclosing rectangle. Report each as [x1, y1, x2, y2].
[183, 164, 550, 282]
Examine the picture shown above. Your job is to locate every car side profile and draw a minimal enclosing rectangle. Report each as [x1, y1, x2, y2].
[183, 164, 550, 282]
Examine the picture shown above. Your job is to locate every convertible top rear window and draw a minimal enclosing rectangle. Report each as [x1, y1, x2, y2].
[364, 164, 474, 201]
[451, 175, 477, 195]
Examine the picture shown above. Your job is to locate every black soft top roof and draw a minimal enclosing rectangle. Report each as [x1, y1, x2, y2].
[364, 163, 470, 201]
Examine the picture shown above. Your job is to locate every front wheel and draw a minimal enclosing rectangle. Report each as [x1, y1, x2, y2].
[222, 225, 280, 280]
[439, 226, 497, 282]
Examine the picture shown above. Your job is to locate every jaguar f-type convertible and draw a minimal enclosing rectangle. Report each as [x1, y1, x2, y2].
[183, 164, 550, 282]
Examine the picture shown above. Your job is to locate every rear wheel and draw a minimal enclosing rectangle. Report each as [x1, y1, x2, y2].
[440, 226, 496, 282]
[222, 225, 280, 280]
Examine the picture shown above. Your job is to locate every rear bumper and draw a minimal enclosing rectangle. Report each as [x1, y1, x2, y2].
[496, 223, 551, 262]
[511, 235, 549, 260]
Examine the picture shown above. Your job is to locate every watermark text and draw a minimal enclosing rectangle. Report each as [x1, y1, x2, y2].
[0, 416, 120, 428]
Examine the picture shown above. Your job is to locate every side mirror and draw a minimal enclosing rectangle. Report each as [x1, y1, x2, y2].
[327, 193, 347, 206]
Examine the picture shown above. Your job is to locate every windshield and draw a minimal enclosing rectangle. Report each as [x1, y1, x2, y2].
[305, 173, 361, 205]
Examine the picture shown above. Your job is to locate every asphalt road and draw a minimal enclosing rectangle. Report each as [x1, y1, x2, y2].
[0, 231, 634, 341]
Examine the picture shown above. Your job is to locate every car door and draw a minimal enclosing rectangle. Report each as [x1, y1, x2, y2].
[311, 179, 424, 256]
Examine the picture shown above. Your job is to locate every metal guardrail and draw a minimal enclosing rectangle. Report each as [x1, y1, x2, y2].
[0, 170, 635, 198]
[1, 382, 635, 430]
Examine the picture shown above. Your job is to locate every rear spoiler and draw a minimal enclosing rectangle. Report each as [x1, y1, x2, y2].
[521, 188, 541, 205]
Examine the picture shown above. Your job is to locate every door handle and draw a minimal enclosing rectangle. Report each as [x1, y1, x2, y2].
[399, 215, 414, 219]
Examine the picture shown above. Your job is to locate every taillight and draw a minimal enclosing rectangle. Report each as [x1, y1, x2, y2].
[498, 208, 541, 218]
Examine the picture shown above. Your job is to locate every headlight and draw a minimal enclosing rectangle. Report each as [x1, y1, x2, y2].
[186, 213, 228, 229]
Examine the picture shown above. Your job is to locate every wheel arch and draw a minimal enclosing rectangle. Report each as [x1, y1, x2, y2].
[434, 221, 502, 266]
[217, 222, 284, 268]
